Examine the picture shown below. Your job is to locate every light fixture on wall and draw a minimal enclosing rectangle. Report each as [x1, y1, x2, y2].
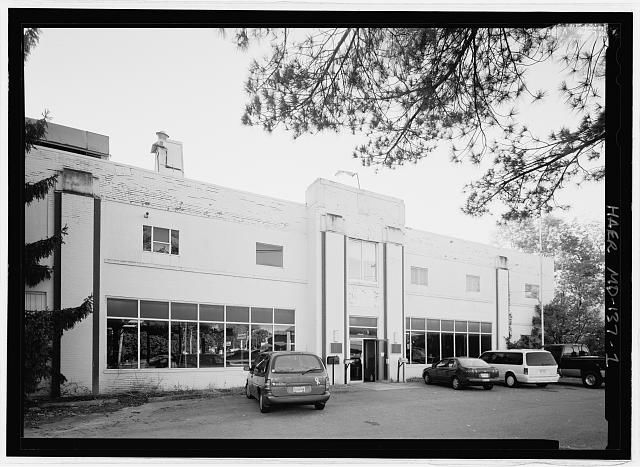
[144, 212, 149, 218]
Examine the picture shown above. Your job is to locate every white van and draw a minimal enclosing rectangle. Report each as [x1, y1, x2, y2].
[479, 349, 559, 387]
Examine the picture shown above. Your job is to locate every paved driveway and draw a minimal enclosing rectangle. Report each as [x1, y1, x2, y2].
[24, 381, 605, 449]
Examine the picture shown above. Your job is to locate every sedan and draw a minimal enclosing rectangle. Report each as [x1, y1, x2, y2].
[423, 357, 499, 390]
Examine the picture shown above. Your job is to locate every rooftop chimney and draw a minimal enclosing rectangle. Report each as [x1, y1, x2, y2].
[150, 131, 184, 177]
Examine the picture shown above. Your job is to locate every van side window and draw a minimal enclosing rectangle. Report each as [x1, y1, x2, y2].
[505, 353, 523, 365]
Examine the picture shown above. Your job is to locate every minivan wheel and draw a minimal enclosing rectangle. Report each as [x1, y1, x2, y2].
[314, 402, 326, 410]
[259, 392, 271, 413]
[424, 373, 432, 385]
[582, 371, 603, 388]
[245, 382, 253, 399]
[505, 373, 518, 388]
[451, 376, 462, 390]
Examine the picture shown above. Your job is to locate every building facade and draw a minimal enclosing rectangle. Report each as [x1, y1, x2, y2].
[24, 123, 554, 394]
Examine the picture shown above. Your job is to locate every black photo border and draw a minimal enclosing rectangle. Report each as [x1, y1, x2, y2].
[6, 7, 633, 460]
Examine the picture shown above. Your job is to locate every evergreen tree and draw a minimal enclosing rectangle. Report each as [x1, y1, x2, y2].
[23, 28, 92, 397]
[232, 26, 610, 220]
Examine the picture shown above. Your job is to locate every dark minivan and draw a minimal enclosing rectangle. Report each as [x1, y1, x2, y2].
[244, 351, 331, 413]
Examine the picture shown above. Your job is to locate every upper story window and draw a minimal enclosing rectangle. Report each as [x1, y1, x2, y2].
[466, 274, 480, 292]
[411, 266, 429, 286]
[348, 238, 377, 282]
[143, 225, 179, 255]
[256, 242, 283, 267]
[525, 283, 540, 299]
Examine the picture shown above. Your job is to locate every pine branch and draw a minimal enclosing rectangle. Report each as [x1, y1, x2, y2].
[25, 175, 58, 205]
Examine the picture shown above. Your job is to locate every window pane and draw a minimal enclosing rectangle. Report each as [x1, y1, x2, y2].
[362, 241, 376, 281]
[171, 321, 198, 368]
[200, 304, 224, 322]
[481, 322, 492, 333]
[140, 320, 169, 368]
[107, 319, 138, 369]
[107, 298, 138, 318]
[227, 306, 249, 323]
[154, 227, 169, 243]
[274, 309, 295, 324]
[442, 333, 454, 358]
[153, 242, 170, 254]
[171, 230, 179, 255]
[274, 325, 295, 351]
[455, 321, 467, 332]
[25, 291, 46, 311]
[411, 267, 428, 286]
[349, 316, 377, 327]
[468, 321, 480, 332]
[251, 324, 273, 356]
[441, 320, 454, 332]
[199, 322, 224, 367]
[349, 327, 377, 338]
[427, 332, 440, 363]
[256, 242, 283, 267]
[410, 318, 425, 330]
[405, 332, 410, 363]
[143, 225, 151, 251]
[140, 300, 169, 319]
[454, 333, 467, 357]
[427, 319, 440, 331]
[171, 302, 197, 321]
[468, 334, 480, 358]
[481, 335, 492, 353]
[226, 324, 249, 367]
[410, 332, 426, 364]
[251, 307, 273, 323]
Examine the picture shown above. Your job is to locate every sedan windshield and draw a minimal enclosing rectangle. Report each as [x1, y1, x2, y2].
[457, 358, 490, 367]
[271, 354, 324, 373]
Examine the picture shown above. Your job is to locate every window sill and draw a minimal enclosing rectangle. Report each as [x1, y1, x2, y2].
[348, 279, 379, 287]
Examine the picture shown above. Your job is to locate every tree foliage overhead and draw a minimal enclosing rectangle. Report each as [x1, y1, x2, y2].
[235, 26, 608, 220]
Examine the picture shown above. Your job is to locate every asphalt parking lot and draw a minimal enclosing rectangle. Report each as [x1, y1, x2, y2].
[24, 379, 605, 449]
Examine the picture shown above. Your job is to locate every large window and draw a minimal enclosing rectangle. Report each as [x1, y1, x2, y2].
[256, 242, 283, 267]
[106, 298, 295, 369]
[405, 318, 493, 364]
[349, 316, 378, 338]
[143, 225, 179, 255]
[348, 238, 377, 282]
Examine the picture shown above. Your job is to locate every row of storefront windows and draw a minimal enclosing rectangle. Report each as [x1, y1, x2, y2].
[106, 298, 294, 370]
[405, 318, 493, 364]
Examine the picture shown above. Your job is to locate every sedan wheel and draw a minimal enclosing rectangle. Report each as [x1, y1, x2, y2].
[451, 376, 462, 390]
[245, 382, 253, 399]
[505, 373, 518, 388]
[259, 392, 270, 413]
[314, 402, 326, 410]
[483, 384, 494, 390]
[424, 373, 432, 385]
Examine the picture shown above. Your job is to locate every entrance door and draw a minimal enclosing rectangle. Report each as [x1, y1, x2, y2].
[363, 339, 377, 382]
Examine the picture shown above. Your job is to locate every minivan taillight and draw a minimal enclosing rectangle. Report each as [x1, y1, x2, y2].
[325, 376, 330, 388]
[523, 368, 528, 375]
[264, 379, 272, 392]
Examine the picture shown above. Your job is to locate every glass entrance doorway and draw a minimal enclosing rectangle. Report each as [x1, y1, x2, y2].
[349, 339, 378, 382]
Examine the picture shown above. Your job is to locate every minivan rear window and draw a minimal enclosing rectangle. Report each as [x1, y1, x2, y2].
[526, 352, 557, 366]
[272, 354, 323, 373]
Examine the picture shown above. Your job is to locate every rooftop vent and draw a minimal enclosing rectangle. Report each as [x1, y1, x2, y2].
[150, 131, 184, 177]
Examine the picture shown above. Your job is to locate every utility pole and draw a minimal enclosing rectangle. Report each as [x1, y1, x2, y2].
[539, 210, 545, 346]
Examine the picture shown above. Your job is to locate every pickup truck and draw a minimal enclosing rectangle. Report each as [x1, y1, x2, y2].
[543, 344, 606, 388]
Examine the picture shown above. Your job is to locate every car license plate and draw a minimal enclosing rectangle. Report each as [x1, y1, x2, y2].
[292, 386, 306, 393]
[480, 373, 489, 378]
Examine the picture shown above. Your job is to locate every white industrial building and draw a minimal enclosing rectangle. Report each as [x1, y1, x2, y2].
[24, 122, 554, 394]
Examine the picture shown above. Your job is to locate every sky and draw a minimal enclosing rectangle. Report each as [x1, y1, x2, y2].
[24, 27, 605, 245]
